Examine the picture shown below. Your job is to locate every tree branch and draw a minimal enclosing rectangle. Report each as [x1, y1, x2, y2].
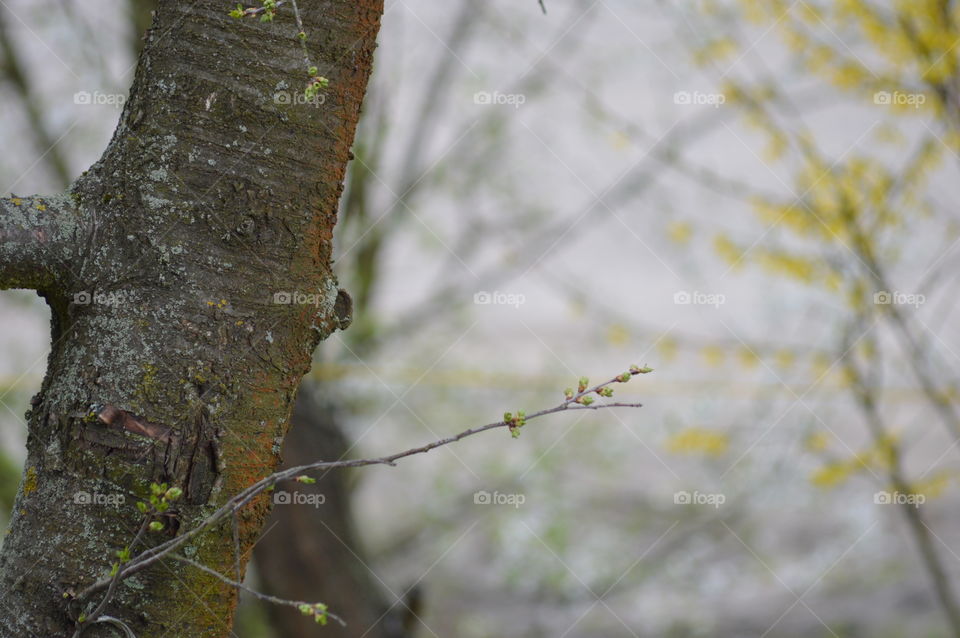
[169, 554, 346, 627]
[73, 367, 650, 609]
[0, 192, 83, 292]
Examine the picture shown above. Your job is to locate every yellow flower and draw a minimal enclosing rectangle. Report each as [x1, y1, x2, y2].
[810, 461, 854, 488]
[805, 431, 831, 452]
[666, 427, 729, 457]
[666, 221, 693, 245]
[737, 346, 760, 369]
[702, 345, 725, 368]
[658, 337, 679, 362]
[606, 324, 630, 347]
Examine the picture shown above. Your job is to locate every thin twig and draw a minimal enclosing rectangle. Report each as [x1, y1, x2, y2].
[169, 554, 346, 627]
[289, 0, 313, 71]
[75, 369, 648, 602]
[231, 513, 241, 584]
[74, 515, 152, 637]
[233, 0, 288, 17]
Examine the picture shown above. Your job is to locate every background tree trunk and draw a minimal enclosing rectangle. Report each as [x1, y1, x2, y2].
[252, 383, 418, 638]
[0, 1, 383, 636]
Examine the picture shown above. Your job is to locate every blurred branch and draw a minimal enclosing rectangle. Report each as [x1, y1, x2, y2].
[843, 323, 960, 638]
[127, 0, 157, 59]
[0, 6, 71, 188]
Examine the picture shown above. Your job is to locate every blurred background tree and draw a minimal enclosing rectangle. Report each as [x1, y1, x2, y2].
[1, 0, 960, 636]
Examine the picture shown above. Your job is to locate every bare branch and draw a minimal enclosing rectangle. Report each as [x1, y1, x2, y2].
[74, 367, 649, 607]
[0, 193, 83, 292]
[169, 555, 346, 627]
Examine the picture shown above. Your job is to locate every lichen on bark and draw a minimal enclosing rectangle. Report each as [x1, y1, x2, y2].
[0, 1, 383, 635]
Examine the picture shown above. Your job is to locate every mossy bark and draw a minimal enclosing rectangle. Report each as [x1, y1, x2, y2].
[0, 1, 383, 635]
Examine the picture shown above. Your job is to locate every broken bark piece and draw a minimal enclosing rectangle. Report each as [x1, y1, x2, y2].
[96, 404, 174, 442]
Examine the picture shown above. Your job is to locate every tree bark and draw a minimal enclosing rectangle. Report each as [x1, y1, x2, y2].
[0, 1, 383, 636]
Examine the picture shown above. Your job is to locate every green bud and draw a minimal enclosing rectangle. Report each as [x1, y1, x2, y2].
[581, 396, 594, 406]
[503, 412, 512, 422]
[617, 372, 631, 383]
[296, 475, 317, 484]
[148, 521, 164, 532]
[165, 487, 183, 501]
[564, 388, 574, 399]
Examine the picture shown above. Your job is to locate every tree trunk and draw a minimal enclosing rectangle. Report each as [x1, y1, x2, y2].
[0, 1, 383, 636]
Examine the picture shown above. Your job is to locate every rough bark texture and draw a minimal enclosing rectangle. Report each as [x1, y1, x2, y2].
[0, 1, 383, 636]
